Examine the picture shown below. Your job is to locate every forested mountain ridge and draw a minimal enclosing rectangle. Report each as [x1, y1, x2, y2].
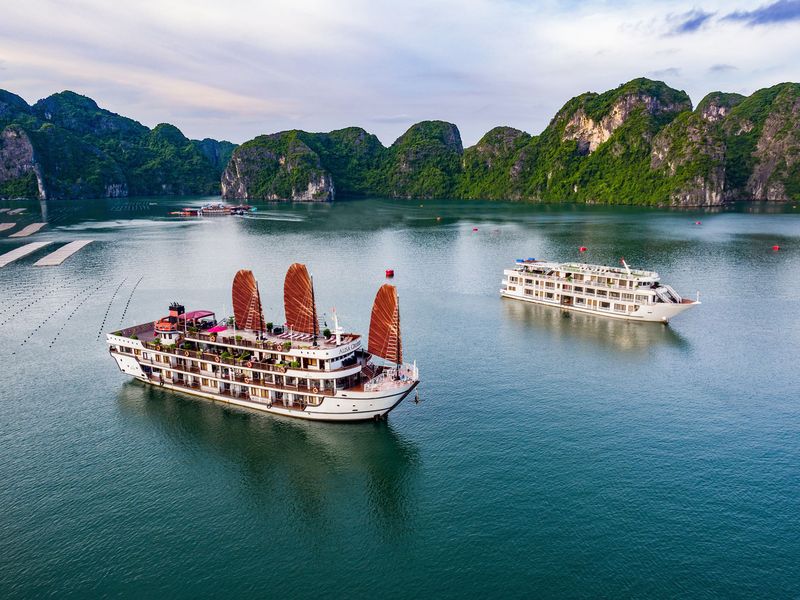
[4, 79, 799, 206]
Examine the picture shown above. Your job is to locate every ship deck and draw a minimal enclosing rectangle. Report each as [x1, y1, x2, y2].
[115, 320, 359, 350]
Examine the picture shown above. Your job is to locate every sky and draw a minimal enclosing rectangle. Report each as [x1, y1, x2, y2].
[1, 0, 799, 146]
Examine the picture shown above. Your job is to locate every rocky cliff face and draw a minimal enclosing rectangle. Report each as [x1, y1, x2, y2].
[221, 132, 334, 202]
[740, 85, 800, 201]
[0, 126, 46, 199]
[564, 94, 689, 155]
[561, 80, 692, 155]
[650, 99, 731, 206]
[647, 84, 800, 205]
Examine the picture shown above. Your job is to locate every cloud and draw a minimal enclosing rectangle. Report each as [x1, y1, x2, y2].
[648, 67, 681, 78]
[1, 0, 799, 145]
[724, 0, 800, 26]
[708, 63, 737, 73]
[668, 9, 715, 34]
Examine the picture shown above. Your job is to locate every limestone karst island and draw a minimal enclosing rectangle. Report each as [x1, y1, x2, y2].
[3, 78, 799, 207]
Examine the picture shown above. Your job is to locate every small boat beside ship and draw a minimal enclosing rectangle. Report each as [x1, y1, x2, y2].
[107, 264, 419, 421]
[501, 258, 699, 323]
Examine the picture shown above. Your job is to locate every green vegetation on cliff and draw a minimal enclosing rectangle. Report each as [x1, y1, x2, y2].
[0, 90, 235, 199]
[222, 131, 332, 201]
[4, 77, 800, 205]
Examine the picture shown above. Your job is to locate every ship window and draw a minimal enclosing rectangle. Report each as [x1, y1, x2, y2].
[574, 286, 584, 293]
[596, 290, 607, 297]
[524, 289, 533, 295]
[609, 292, 620, 299]
[635, 294, 648, 302]
[508, 286, 516, 291]
[545, 292, 554, 299]
[614, 303, 625, 312]
[585, 288, 595, 295]
[600, 301, 610, 309]
[622, 293, 634, 300]
[525, 279, 533, 285]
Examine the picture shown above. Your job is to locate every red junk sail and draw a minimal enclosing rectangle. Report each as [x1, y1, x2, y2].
[283, 263, 318, 335]
[368, 284, 402, 364]
[232, 269, 265, 332]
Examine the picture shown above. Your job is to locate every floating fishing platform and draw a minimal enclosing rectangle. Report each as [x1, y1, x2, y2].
[0, 223, 15, 232]
[34, 240, 94, 266]
[0, 242, 52, 267]
[9, 223, 46, 238]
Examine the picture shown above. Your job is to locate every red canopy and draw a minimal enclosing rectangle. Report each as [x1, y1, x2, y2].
[180, 310, 215, 320]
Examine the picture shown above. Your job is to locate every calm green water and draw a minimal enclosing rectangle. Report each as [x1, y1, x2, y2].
[0, 197, 798, 598]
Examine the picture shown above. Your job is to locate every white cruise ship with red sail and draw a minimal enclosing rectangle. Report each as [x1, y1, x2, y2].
[107, 264, 419, 421]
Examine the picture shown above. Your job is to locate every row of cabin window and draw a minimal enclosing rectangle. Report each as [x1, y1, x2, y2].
[512, 274, 651, 289]
[509, 284, 650, 303]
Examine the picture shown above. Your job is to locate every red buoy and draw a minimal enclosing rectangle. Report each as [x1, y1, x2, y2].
[472, 227, 478, 232]
[579, 246, 588, 252]
[695, 221, 701, 225]
[772, 245, 780, 251]
[385, 269, 394, 277]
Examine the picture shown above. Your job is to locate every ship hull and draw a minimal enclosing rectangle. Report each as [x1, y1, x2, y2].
[112, 351, 417, 422]
[500, 290, 698, 323]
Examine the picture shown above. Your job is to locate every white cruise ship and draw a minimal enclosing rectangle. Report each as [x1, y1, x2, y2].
[501, 258, 699, 323]
[107, 264, 419, 422]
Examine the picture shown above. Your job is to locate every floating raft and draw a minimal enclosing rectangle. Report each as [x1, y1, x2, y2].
[34, 240, 94, 266]
[0, 223, 15, 232]
[7, 208, 27, 215]
[9, 223, 46, 238]
[0, 241, 52, 267]
[0, 208, 10, 213]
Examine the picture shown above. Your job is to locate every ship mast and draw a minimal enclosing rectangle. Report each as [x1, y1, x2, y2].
[310, 273, 319, 346]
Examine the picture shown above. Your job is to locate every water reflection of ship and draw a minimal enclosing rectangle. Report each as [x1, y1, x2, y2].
[502, 299, 689, 352]
[116, 382, 420, 534]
